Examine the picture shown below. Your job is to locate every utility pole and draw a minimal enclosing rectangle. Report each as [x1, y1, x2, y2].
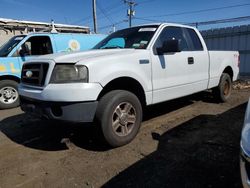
[92, 0, 97, 33]
[124, 1, 136, 27]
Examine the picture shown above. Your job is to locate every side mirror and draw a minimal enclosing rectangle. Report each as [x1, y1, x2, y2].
[157, 39, 181, 54]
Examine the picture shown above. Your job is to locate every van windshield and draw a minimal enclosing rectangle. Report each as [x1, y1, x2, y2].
[93, 25, 159, 50]
[0, 35, 25, 57]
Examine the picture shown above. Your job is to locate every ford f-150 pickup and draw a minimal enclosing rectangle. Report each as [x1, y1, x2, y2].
[18, 23, 240, 147]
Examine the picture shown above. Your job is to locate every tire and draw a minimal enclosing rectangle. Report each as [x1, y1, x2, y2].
[212, 73, 232, 102]
[0, 80, 20, 109]
[95, 90, 142, 147]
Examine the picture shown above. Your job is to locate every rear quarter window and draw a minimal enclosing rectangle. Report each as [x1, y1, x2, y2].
[185, 28, 203, 51]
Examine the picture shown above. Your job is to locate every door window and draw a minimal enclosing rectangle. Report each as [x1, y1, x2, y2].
[154, 26, 189, 52]
[13, 36, 53, 57]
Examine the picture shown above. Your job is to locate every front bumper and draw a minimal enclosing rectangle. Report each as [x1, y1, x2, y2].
[20, 96, 98, 123]
[18, 82, 103, 102]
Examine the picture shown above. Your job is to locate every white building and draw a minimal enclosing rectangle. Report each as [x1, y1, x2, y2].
[0, 18, 90, 45]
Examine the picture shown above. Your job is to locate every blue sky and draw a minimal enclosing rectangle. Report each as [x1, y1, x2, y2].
[0, 0, 250, 33]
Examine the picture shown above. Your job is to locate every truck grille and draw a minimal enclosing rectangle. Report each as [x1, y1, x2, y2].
[21, 63, 49, 86]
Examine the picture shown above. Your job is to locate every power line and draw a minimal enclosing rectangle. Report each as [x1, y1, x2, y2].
[187, 15, 250, 27]
[137, 0, 157, 4]
[72, 1, 125, 25]
[138, 3, 250, 18]
[136, 15, 250, 27]
[83, 8, 125, 26]
[75, 1, 250, 32]
[106, 15, 250, 33]
[134, 17, 164, 22]
[96, 2, 114, 25]
[134, 17, 186, 25]
[98, 20, 127, 31]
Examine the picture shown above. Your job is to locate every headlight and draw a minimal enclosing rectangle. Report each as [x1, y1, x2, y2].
[50, 64, 88, 83]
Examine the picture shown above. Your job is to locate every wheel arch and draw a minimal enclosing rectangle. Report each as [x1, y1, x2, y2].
[97, 77, 147, 108]
[222, 66, 233, 81]
[0, 75, 20, 83]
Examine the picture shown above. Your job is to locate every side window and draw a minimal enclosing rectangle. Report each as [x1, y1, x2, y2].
[154, 26, 189, 52]
[14, 36, 53, 57]
[185, 28, 203, 51]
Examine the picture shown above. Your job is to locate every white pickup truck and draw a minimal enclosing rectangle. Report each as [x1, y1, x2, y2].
[19, 23, 239, 147]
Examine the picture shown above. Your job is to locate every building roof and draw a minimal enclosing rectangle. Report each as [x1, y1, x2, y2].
[0, 18, 90, 33]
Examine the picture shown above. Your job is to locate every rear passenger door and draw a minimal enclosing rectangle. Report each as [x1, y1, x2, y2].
[151, 26, 209, 103]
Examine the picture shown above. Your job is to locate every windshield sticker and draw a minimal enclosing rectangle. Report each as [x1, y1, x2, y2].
[15, 37, 24, 41]
[139, 28, 157, 32]
[140, 41, 148, 44]
[132, 43, 140, 48]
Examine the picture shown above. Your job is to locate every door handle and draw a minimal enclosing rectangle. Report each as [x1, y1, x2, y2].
[188, 57, 194, 64]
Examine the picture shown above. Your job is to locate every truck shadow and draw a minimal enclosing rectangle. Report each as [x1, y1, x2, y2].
[143, 90, 215, 121]
[0, 91, 231, 152]
[0, 115, 109, 151]
[102, 103, 247, 188]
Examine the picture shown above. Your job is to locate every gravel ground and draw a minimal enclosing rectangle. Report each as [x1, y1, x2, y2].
[0, 87, 250, 188]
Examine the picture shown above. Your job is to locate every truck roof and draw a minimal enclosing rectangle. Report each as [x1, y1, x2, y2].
[137, 22, 195, 29]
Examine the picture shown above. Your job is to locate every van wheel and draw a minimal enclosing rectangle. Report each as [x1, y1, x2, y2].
[96, 90, 142, 147]
[213, 73, 232, 102]
[0, 80, 19, 109]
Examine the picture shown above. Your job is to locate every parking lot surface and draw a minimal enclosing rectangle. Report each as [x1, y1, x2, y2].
[0, 88, 250, 188]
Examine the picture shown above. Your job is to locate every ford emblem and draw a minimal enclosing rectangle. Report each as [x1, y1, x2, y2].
[26, 70, 33, 78]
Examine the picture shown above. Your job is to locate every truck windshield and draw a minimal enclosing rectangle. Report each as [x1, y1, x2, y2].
[93, 25, 159, 50]
[0, 35, 25, 57]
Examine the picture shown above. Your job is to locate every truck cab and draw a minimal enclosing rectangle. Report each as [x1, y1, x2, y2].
[0, 32, 106, 109]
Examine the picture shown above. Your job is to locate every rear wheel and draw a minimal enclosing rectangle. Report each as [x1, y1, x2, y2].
[95, 90, 142, 147]
[0, 80, 19, 109]
[213, 73, 232, 102]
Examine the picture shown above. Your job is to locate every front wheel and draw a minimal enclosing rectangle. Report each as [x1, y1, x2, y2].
[95, 90, 142, 147]
[212, 73, 232, 102]
[0, 80, 20, 109]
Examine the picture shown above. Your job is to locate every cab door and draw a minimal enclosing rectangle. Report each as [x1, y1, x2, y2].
[0, 35, 26, 77]
[151, 26, 209, 104]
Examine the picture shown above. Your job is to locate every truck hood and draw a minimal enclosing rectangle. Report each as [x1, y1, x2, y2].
[35, 49, 139, 63]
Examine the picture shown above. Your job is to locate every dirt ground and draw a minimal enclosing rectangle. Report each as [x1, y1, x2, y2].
[0, 87, 250, 188]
